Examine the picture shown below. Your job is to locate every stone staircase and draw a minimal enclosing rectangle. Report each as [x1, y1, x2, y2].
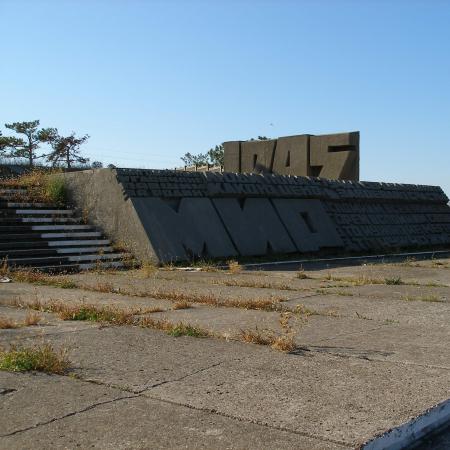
[0, 185, 128, 272]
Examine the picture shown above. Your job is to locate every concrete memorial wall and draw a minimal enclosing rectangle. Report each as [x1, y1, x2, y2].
[223, 131, 360, 180]
[62, 168, 450, 264]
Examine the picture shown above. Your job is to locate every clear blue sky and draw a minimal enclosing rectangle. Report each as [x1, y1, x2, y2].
[1, 0, 449, 193]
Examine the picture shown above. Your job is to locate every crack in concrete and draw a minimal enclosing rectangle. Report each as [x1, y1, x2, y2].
[0, 373, 351, 448]
[141, 391, 353, 448]
[141, 359, 227, 391]
[0, 393, 137, 438]
[0, 388, 17, 395]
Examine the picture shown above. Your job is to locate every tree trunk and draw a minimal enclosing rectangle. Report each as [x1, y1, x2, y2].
[66, 151, 71, 169]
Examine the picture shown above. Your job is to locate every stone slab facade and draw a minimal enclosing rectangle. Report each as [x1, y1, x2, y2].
[62, 169, 450, 264]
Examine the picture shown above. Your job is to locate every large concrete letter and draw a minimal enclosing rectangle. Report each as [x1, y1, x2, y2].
[272, 199, 343, 252]
[223, 141, 241, 173]
[272, 135, 310, 176]
[213, 198, 296, 255]
[309, 132, 359, 180]
[240, 140, 276, 174]
[131, 197, 237, 262]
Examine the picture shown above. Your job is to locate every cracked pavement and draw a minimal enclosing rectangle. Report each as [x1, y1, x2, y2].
[1, 259, 450, 449]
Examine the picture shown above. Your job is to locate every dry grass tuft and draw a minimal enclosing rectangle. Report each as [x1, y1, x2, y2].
[296, 269, 310, 280]
[11, 270, 77, 289]
[227, 259, 242, 274]
[0, 316, 18, 329]
[385, 277, 403, 285]
[0, 343, 70, 374]
[172, 300, 192, 310]
[239, 328, 296, 352]
[0, 258, 9, 277]
[212, 278, 296, 291]
[139, 317, 211, 337]
[239, 311, 298, 352]
[140, 261, 158, 278]
[270, 335, 296, 352]
[402, 294, 444, 303]
[324, 273, 403, 286]
[93, 282, 115, 293]
[23, 312, 41, 326]
[3, 169, 66, 204]
[239, 328, 275, 346]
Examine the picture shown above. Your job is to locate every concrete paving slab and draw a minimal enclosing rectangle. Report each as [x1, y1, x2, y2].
[0, 282, 175, 311]
[1, 260, 450, 448]
[0, 371, 129, 437]
[319, 283, 450, 303]
[284, 294, 450, 326]
[144, 338, 450, 445]
[305, 320, 450, 369]
[14, 325, 449, 448]
[0, 392, 345, 450]
[309, 264, 450, 286]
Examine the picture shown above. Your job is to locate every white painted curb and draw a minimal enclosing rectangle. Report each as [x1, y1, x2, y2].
[361, 398, 450, 450]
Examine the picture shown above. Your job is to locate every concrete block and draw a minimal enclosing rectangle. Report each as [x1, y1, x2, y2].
[132, 197, 238, 262]
[240, 140, 276, 174]
[309, 131, 360, 180]
[272, 135, 310, 176]
[213, 198, 296, 256]
[223, 141, 241, 173]
[272, 199, 344, 252]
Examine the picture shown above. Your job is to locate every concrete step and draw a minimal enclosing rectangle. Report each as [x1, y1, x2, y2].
[0, 189, 27, 195]
[7, 253, 127, 267]
[0, 225, 93, 233]
[0, 231, 102, 241]
[0, 239, 110, 250]
[15, 209, 74, 215]
[0, 208, 74, 217]
[78, 260, 125, 270]
[41, 231, 103, 239]
[47, 239, 111, 247]
[0, 247, 113, 258]
[36, 260, 125, 272]
[66, 253, 127, 262]
[30, 225, 93, 231]
[0, 217, 81, 224]
[0, 202, 58, 208]
[6, 256, 71, 267]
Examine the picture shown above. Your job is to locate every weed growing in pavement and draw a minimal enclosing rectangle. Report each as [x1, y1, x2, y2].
[23, 312, 42, 326]
[296, 269, 310, 280]
[140, 261, 158, 278]
[9, 298, 142, 325]
[138, 317, 211, 337]
[211, 278, 297, 291]
[293, 303, 339, 318]
[0, 258, 9, 277]
[401, 294, 444, 303]
[11, 270, 77, 288]
[227, 259, 242, 274]
[172, 300, 192, 310]
[324, 273, 407, 287]
[0, 316, 19, 329]
[0, 343, 70, 374]
[385, 277, 403, 285]
[384, 319, 400, 325]
[0, 312, 41, 328]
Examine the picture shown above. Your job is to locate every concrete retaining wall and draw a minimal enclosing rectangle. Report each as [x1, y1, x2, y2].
[62, 168, 450, 264]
